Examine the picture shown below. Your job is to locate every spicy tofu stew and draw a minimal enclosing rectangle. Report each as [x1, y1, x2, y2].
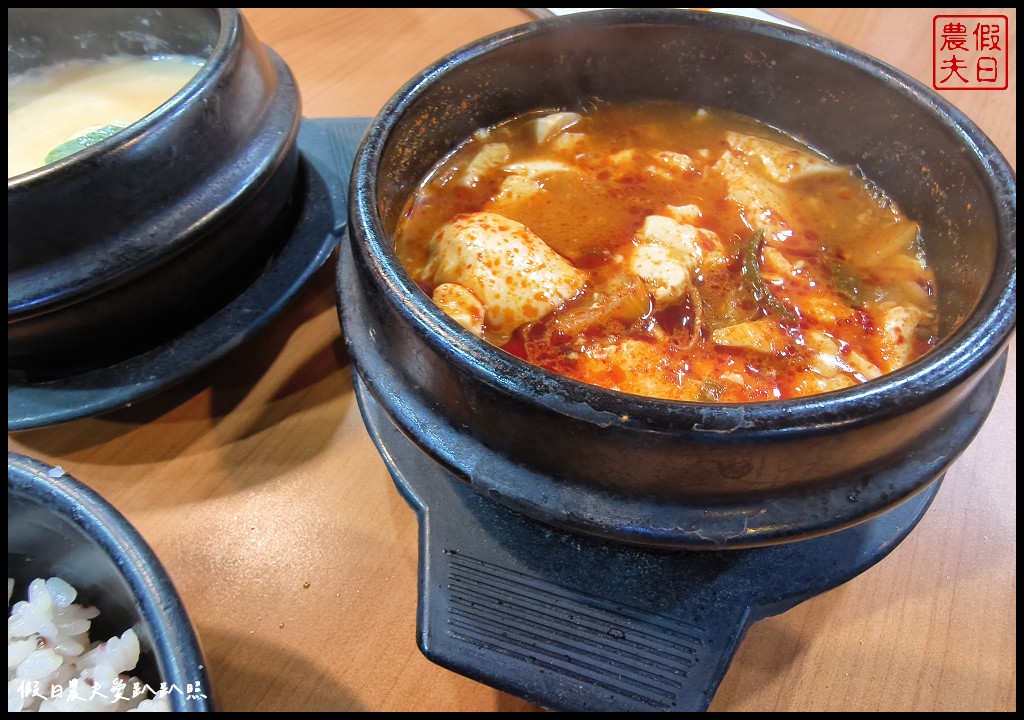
[393, 101, 937, 402]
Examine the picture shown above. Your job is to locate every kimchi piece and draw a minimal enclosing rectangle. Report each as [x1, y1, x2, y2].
[394, 101, 938, 402]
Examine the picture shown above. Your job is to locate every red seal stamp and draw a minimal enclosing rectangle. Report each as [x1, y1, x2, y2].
[933, 15, 1009, 90]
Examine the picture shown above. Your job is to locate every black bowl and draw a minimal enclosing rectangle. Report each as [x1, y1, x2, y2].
[8, 8, 301, 372]
[341, 9, 1016, 549]
[8, 452, 214, 711]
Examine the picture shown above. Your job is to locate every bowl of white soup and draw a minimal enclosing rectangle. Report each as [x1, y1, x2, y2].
[7, 8, 302, 373]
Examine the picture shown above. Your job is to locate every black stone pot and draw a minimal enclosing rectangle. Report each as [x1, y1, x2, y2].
[8, 8, 301, 372]
[8, 452, 214, 711]
[342, 9, 1016, 549]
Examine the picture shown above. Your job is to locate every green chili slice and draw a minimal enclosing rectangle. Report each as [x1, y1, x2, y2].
[740, 229, 798, 323]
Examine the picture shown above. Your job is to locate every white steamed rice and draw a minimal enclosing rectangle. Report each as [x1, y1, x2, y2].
[7, 577, 171, 712]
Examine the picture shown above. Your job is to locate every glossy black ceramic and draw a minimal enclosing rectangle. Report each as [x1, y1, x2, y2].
[8, 8, 301, 371]
[342, 9, 1016, 548]
[8, 452, 214, 711]
[350, 368, 944, 711]
[8, 117, 364, 432]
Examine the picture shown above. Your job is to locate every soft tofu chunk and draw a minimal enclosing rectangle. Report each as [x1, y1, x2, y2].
[849, 220, 922, 269]
[504, 160, 573, 179]
[490, 160, 572, 206]
[791, 373, 857, 395]
[664, 204, 703, 225]
[625, 216, 725, 307]
[635, 216, 720, 257]
[846, 350, 883, 380]
[608, 148, 637, 169]
[713, 150, 794, 243]
[804, 330, 885, 383]
[712, 319, 788, 354]
[627, 242, 691, 307]
[425, 212, 587, 339]
[458, 143, 510, 188]
[878, 303, 924, 371]
[551, 132, 588, 155]
[645, 151, 695, 180]
[724, 132, 846, 184]
[602, 147, 634, 177]
[528, 112, 582, 143]
[490, 173, 541, 207]
[804, 330, 845, 377]
[803, 329, 879, 381]
[574, 338, 703, 400]
[432, 283, 485, 337]
[795, 292, 857, 325]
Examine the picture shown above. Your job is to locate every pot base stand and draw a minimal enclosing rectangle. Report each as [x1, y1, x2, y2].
[354, 374, 941, 712]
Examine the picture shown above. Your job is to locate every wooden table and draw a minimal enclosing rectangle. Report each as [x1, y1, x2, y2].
[8, 8, 1015, 712]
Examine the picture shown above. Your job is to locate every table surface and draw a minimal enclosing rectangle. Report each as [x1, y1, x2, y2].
[8, 8, 1016, 712]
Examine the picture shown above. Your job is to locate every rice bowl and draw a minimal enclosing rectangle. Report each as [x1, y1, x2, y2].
[7, 452, 214, 712]
[8, 576, 171, 712]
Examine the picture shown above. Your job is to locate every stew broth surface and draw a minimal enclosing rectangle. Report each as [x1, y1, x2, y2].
[394, 101, 937, 402]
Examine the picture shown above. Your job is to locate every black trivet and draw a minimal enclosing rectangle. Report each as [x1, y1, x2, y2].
[354, 374, 940, 712]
